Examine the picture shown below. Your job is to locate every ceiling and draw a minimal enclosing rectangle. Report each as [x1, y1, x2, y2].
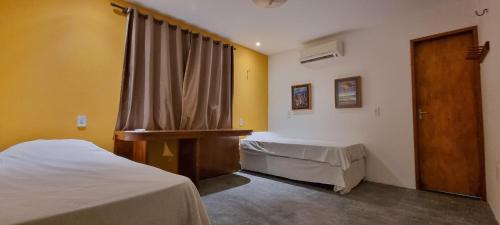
[127, 0, 453, 55]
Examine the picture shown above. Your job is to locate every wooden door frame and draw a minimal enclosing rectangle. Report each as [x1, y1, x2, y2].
[410, 26, 486, 200]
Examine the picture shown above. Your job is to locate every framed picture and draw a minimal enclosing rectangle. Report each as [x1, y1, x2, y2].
[335, 76, 361, 108]
[291, 83, 311, 110]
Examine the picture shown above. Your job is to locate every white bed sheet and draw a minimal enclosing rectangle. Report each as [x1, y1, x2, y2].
[240, 132, 366, 170]
[0, 140, 211, 225]
[240, 149, 366, 194]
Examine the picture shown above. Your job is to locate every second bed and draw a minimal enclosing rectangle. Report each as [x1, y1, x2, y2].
[240, 132, 367, 194]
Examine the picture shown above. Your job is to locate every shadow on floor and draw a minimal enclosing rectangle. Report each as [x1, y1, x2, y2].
[199, 173, 251, 196]
[240, 170, 337, 191]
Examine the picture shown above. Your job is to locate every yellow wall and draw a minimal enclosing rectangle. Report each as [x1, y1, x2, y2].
[0, 0, 125, 151]
[233, 46, 269, 131]
[0, 0, 268, 162]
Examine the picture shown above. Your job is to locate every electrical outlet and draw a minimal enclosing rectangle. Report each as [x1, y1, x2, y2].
[239, 118, 245, 127]
[374, 106, 381, 117]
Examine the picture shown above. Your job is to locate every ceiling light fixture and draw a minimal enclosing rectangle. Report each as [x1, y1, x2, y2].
[256, 42, 261, 46]
[252, 0, 288, 8]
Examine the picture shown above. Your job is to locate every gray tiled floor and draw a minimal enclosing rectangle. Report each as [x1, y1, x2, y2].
[199, 171, 498, 225]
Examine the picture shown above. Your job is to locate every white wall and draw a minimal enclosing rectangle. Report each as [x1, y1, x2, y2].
[268, 1, 479, 189]
[479, 0, 500, 221]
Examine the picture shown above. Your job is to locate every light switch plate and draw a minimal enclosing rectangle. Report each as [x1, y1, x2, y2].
[77, 115, 87, 128]
[239, 118, 244, 127]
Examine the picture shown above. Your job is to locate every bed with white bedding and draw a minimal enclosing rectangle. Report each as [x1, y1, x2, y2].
[0, 139, 211, 225]
[240, 132, 367, 194]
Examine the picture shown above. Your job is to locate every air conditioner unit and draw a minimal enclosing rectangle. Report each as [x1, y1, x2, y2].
[299, 40, 343, 64]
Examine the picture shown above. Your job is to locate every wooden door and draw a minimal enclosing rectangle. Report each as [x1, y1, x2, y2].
[411, 27, 485, 199]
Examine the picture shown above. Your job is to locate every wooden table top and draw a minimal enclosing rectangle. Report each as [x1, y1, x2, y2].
[114, 129, 253, 141]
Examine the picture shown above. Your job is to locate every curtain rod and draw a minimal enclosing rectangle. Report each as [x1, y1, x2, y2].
[110, 2, 237, 50]
[111, 2, 130, 14]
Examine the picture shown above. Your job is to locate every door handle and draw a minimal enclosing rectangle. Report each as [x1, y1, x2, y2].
[418, 108, 428, 120]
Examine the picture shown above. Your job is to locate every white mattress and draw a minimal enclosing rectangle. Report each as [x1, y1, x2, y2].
[0, 140, 211, 225]
[240, 132, 367, 193]
[240, 132, 366, 170]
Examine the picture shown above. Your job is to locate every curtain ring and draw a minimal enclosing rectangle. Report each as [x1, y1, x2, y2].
[475, 9, 488, 16]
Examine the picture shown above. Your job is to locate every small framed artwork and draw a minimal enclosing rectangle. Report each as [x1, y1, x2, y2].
[291, 83, 312, 110]
[335, 76, 362, 108]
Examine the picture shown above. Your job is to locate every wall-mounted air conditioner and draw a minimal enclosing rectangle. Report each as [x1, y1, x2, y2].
[299, 40, 343, 64]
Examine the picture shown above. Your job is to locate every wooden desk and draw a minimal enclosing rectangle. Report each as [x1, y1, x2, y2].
[114, 129, 252, 185]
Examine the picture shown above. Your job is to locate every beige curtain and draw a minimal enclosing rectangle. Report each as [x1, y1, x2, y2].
[116, 10, 233, 131]
[180, 35, 233, 129]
